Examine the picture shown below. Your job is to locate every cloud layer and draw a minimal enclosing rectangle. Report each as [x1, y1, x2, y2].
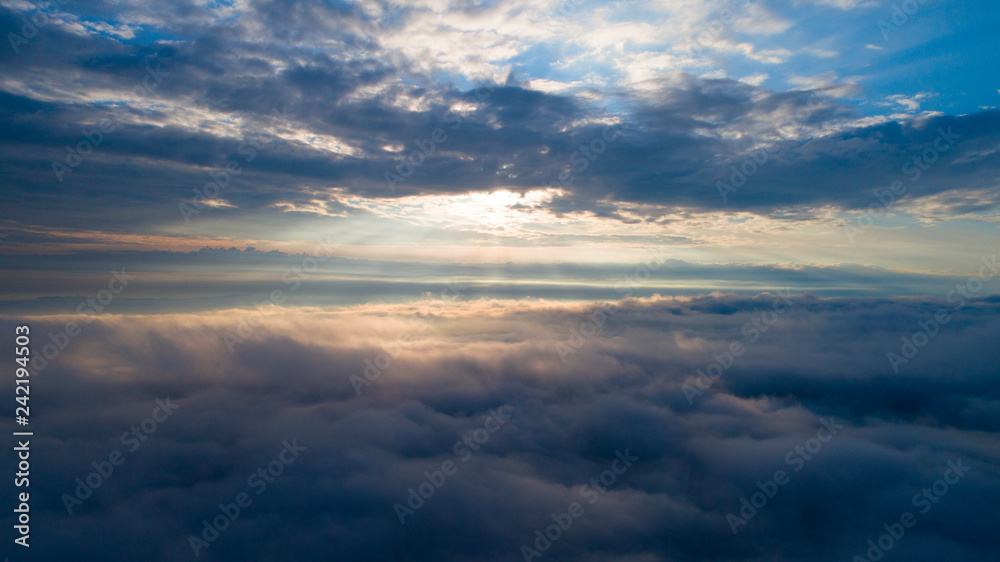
[4, 295, 999, 561]
[2, 0, 999, 253]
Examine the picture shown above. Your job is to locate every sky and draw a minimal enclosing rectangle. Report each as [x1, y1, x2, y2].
[0, 0, 999, 292]
[1, 0, 999, 561]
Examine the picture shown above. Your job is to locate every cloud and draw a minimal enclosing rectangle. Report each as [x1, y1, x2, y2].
[1, 3, 998, 560]
[4, 46, 997, 236]
[3, 295, 999, 560]
[803, 0, 880, 9]
[0, 0, 998, 260]
[0, 247, 989, 315]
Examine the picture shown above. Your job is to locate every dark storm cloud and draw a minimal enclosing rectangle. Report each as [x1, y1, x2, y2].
[1, 296, 998, 561]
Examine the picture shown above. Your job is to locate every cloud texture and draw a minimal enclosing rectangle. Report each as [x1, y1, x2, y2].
[3, 295, 999, 561]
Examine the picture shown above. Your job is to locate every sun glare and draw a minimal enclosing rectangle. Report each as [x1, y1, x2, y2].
[344, 188, 567, 236]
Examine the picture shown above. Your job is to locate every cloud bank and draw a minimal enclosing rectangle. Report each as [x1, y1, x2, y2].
[3, 295, 999, 561]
